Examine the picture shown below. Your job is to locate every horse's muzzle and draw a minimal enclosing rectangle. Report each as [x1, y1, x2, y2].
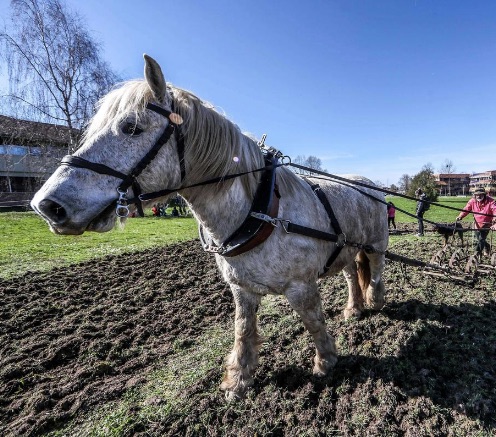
[31, 198, 84, 235]
[33, 198, 68, 226]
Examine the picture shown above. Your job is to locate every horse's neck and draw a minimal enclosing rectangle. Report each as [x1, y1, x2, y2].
[181, 179, 253, 244]
[174, 98, 264, 243]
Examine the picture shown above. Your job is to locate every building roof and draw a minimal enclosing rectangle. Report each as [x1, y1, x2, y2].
[0, 115, 80, 146]
[470, 170, 496, 177]
[435, 173, 470, 178]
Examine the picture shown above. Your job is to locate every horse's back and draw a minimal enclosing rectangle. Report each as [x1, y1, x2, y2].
[309, 174, 388, 249]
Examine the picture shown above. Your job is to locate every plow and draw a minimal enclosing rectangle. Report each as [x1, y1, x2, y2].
[422, 223, 496, 283]
[382, 224, 496, 285]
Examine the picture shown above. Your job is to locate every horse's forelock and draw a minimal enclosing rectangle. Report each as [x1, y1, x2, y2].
[83, 80, 154, 144]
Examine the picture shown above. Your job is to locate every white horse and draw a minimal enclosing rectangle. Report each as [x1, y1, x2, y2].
[31, 55, 389, 400]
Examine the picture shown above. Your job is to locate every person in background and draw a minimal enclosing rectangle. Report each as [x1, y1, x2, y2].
[172, 206, 179, 217]
[387, 202, 397, 231]
[159, 203, 166, 217]
[456, 188, 496, 257]
[415, 188, 427, 236]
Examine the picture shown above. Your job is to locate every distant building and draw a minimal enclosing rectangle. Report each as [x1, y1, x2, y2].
[469, 170, 496, 196]
[0, 115, 79, 208]
[434, 173, 470, 196]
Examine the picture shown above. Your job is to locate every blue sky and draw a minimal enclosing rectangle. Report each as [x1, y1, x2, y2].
[1, 0, 495, 185]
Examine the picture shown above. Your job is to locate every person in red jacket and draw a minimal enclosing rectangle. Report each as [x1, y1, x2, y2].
[387, 202, 397, 230]
[456, 188, 496, 256]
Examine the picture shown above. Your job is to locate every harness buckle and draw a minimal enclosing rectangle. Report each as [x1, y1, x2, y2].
[250, 212, 278, 227]
[336, 233, 347, 247]
[116, 189, 130, 218]
[202, 244, 224, 254]
[279, 219, 291, 233]
[257, 133, 285, 160]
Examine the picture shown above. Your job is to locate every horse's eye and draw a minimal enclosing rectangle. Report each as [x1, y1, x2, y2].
[122, 123, 143, 136]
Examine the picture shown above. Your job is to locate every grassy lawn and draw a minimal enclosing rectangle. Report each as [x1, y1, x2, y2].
[386, 195, 470, 223]
[1, 196, 473, 279]
[0, 211, 198, 279]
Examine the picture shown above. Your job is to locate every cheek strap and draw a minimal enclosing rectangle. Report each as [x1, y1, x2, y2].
[60, 100, 184, 217]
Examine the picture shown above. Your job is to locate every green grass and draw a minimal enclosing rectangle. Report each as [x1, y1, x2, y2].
[1, 197, 474, 279]
[0, 211, 198, 279]
[386, 195, 470, 223]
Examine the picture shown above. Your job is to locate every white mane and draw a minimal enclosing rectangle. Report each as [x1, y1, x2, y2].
[82, 79, 270, 195]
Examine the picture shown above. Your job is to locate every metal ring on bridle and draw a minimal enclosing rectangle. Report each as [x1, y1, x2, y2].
[116, 188, 130, 217]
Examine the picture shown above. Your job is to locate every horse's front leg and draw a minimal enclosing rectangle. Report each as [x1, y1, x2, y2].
[220, 285, 262, 401]
[285, 281, 338, 377]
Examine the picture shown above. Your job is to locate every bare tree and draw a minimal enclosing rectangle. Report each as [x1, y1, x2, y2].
[439, 158, 456, 196]
[292, 155, 327, 176]
[0, 0, 120, 151]
[398, 174, 412, 193]
[439, 158, 456, 175]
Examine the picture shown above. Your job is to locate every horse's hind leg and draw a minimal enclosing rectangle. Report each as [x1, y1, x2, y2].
[342, 261, 365, 319]
[220, 285, 262, 401]
[285, 281, 338, 377]
[363, 252, 386, 310]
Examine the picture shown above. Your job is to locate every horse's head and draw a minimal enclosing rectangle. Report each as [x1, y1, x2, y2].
[31, 55, 184, 235]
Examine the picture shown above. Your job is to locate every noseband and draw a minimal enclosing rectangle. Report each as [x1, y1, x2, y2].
[60, 102, 185, 217]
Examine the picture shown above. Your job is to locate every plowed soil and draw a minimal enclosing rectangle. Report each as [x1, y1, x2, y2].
[1, 224, 495, 436]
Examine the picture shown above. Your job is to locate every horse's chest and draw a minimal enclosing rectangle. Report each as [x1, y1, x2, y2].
[215, 255, 289, 295]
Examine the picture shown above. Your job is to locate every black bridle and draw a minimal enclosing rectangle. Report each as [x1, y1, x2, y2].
[60, 102, 185, 217]
[60, 100, 283, 219]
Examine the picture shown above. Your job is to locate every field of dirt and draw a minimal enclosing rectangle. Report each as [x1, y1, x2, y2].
[1, 223, 495, 436]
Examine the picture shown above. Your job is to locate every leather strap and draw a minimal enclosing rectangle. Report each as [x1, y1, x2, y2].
[301, 178, 344, 274]
[61, 156, 128, 180]
[199, 155, 280, 257]
[148, 102, 186, 181]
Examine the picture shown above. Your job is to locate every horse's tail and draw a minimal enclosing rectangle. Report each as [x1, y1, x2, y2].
[356, 250, 371, 293]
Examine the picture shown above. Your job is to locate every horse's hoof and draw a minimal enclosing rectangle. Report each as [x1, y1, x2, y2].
[366, 298, 385, 310]
[313, 356, 337, 377]
[370, 301, 385, 311]
[313, 368, 327, 378]
[343, 307, 362, 320]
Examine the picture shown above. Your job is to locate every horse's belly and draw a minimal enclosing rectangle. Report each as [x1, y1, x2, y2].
[215, 238, 337, 294]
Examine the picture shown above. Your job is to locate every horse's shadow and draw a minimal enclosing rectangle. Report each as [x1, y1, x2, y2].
[256, 299, 496, 429]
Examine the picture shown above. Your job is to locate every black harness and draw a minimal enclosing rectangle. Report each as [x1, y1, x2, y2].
[60, 101, 347, 271]
[199, 153, 281, 257]
[298, 179, 345, 274]
[61, 102, 185, 217]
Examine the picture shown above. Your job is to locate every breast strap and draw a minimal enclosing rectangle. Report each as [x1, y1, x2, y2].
[199, 154, 280, 257]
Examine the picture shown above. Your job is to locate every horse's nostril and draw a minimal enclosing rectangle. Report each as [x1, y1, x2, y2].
[38, 199, 68, 224]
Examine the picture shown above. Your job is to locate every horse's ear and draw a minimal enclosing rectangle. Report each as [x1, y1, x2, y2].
[143, 54, 167, 103]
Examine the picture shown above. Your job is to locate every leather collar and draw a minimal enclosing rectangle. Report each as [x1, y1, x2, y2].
[199, 154, 280, 257]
